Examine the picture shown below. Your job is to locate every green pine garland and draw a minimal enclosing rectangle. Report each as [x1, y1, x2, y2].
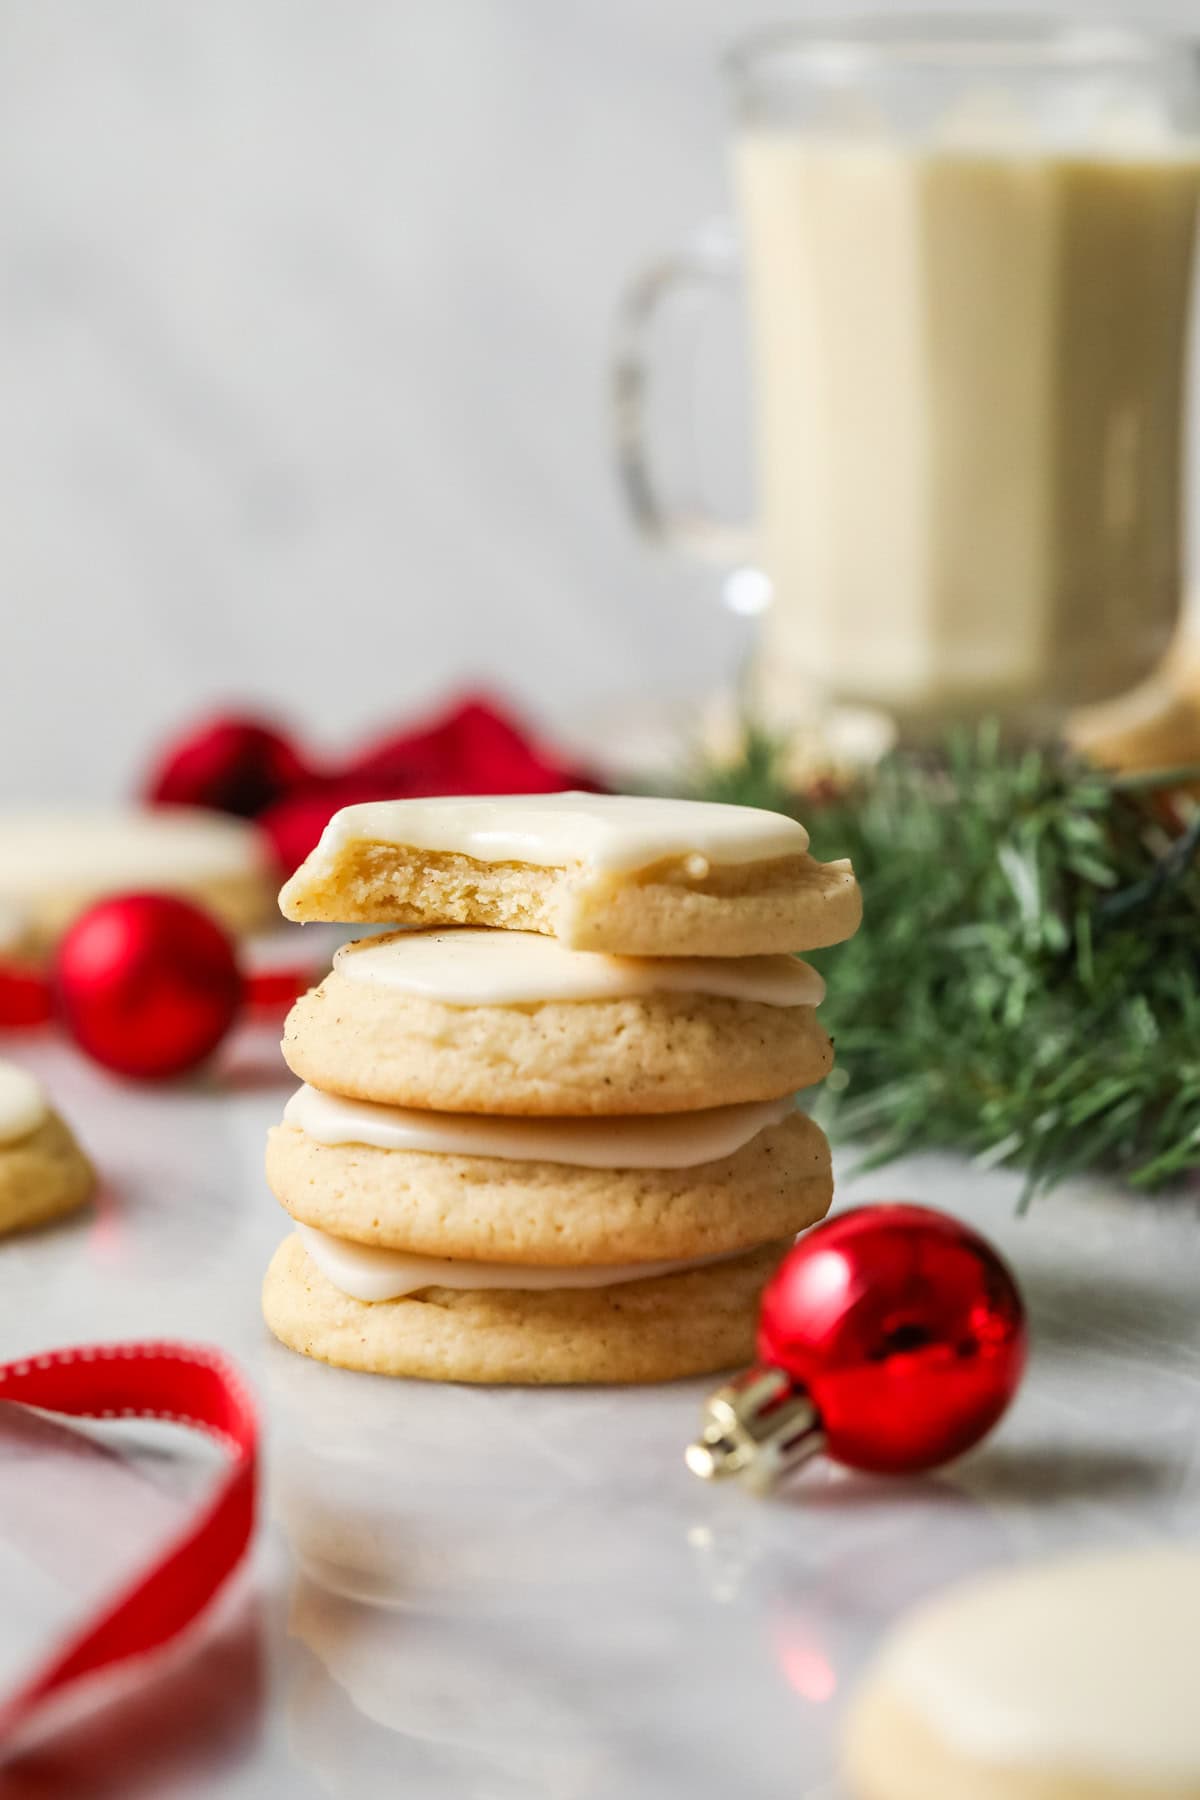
[690, 723, 1200, 1201]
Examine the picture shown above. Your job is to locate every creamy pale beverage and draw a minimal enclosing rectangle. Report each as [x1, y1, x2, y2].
[615, 24, 1200, 733]
[737, 134, 1200, 725]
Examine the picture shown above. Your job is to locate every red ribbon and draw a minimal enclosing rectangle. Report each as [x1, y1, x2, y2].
[0, 1341, 257, 1745]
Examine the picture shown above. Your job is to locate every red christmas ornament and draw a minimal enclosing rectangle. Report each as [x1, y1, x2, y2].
[144, 713, 312, 818]
[1, 903, 317, 1073]
[55, 894, 244, 1079]
[687, 1204, 1026, 1491]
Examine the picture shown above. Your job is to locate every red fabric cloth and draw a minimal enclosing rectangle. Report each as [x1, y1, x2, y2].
[143, 716, 313, 818]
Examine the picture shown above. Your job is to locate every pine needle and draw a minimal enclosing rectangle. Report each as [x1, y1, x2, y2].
[687, 726, 1200, 1198]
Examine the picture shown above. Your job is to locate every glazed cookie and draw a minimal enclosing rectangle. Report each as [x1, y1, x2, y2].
[843, 1548, 1200, 1800]
[279, 792, 860, 956]
[0, 1062, 93, 1235]
[282, 929, 833, 1114]
[263, 1229, 787, 1383]
[266, 1087, 832, 1264]
[0, 806, 275, 950]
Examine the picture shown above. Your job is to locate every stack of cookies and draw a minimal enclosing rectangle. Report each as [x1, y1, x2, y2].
[263, 793, 860, 1384]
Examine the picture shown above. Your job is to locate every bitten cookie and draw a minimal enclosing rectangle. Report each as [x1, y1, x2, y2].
[266, 1088, 832, 1264]
[263, 1230, 788, 1384]
[843, 1548, 1200, 1800]
[0, 807, 275, 950]
[0, 1062, 93, 1235]
[279, 792, 861, 956]
[282, 929, 833, 1114]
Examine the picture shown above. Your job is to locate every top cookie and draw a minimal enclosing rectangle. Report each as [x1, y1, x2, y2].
[278, 792, 860, 956]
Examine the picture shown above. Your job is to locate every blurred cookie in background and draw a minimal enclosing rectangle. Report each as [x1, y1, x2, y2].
[842, 1546, 1200, 1800]
[0, 807, 275, 955]
[0, 1060, 93, 1235]
[1070, 632, 1200, 781]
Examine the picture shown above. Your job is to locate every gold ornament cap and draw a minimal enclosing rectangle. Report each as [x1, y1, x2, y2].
[685, 1365, 824, 1493]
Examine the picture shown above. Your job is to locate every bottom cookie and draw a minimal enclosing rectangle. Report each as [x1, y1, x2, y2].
[0, 1111, 94, 1236]
[262, 1231, 787, 1384]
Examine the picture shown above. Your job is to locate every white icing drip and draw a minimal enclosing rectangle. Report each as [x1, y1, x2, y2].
[0, 1061, 48, 1145]
[284, 1084, 794, 1169]
[296, 1221, 738, 1302]
[334, 929, 825, 1009]
[879, 1548, 1200, 1782]
[282, 791, 810, 903]
[0, 807, 267, 900]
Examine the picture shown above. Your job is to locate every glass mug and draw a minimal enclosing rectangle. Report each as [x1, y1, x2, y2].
[614, 20, 1200, 735]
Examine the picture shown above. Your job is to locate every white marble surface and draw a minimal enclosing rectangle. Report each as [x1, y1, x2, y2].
[0, 1025, 1197, 1797]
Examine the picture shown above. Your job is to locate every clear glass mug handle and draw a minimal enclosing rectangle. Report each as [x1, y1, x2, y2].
[612, 219, 757, 569]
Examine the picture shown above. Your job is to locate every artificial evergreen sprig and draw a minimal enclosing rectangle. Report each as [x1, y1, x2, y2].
[691, 723, 1200, 1200]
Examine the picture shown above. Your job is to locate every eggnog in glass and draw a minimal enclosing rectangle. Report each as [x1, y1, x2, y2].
[615, 22, 1200, 737]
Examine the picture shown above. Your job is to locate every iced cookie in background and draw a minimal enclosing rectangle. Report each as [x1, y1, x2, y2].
[0, 807, 276, 953]
[282, 929, 833, 1115]
[843, 1546, 1200, 1800]
[0, 1060, 93, 1235]
[1068, 632, 1200, 786]
[278, 791, 861, 956]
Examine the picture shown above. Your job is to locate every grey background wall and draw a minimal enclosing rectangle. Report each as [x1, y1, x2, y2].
[3, 0, 1196, 799]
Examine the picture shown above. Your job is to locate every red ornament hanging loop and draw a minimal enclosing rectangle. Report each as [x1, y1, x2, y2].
[687, 1204, 1027, 1491]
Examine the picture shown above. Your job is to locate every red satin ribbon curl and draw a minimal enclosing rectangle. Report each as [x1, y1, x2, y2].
[0, 1341, 257, 1743]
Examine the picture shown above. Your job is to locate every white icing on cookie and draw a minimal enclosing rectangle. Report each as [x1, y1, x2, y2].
[0, 1061, 48, 1145]
[334, 928, 825, 1009]
[0, 808, 268, 900]
[282, 791, 810, 905]
[296, 1220, 738, 1302]
[878, 1547, 1200, 1783]
[284, 1084, 794, 1169]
